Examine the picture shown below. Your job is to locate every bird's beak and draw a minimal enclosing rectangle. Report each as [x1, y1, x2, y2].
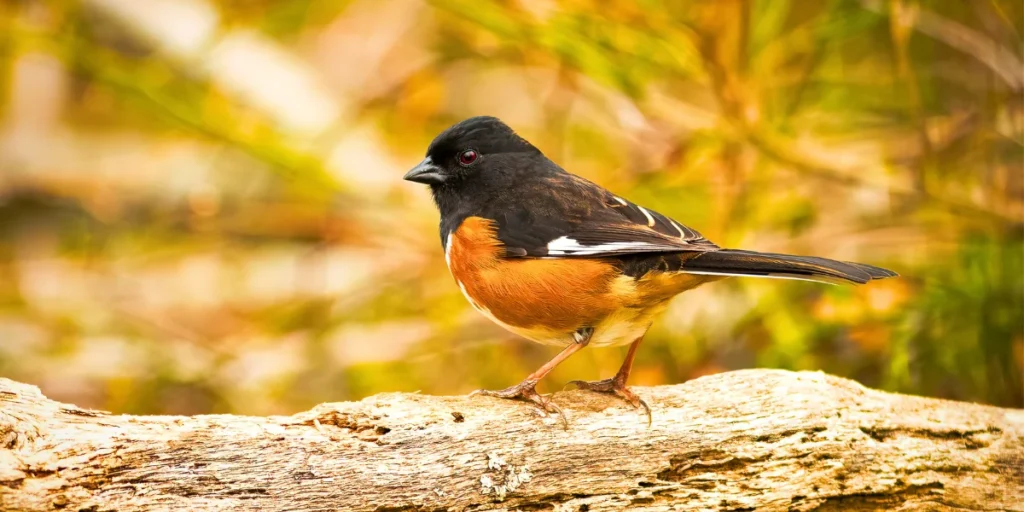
[403, 157, 445, 184]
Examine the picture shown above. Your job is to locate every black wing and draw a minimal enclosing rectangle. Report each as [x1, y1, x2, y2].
[491, 174, 718, 258]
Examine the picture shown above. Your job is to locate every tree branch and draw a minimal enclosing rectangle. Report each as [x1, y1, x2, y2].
[1, 370, 1021, 511]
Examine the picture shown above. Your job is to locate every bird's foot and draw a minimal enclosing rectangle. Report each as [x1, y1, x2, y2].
[566, 376, 652, 427]
[470, 379, 567, 428]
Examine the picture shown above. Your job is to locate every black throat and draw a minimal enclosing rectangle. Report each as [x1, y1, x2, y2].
[431, 183, 473, 246]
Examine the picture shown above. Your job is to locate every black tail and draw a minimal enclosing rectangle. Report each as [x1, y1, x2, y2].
[681, 249, 897, 285]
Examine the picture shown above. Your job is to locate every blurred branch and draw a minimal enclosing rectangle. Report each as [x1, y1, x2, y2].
[2, 5, 344, 201]
[0, 184, 356, 242]
[71, 46, 343, 200]
[2, 370, 1023, 511]
[889, 0, 933, 192]
[689, 5, 1023, 225]
[431, 0, 705, 97]
[744, 125, 1024, 224]
[862, 0, 1024, 91]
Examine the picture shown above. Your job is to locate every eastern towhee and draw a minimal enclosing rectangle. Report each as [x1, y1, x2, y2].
[405, 116, 896, 425]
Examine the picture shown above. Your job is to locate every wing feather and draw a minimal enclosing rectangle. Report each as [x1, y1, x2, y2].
[491, 174, 717, 258]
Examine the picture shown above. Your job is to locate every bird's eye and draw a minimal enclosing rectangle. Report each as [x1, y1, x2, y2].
[458, 149, 478, 166]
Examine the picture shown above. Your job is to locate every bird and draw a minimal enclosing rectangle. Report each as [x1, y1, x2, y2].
[404, 116, 896, 426]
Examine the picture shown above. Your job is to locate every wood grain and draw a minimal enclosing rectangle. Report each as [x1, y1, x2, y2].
[1, 369, 1021, 511]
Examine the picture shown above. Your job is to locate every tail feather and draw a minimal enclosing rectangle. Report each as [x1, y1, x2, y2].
[681, 249, 897, 285]
[847, 261, 899, 280]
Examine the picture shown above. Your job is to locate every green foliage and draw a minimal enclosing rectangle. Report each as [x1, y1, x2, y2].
[890, 236, 1023, 404]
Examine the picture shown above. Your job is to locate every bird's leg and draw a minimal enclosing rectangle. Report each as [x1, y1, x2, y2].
[567, 336, 652, 426]
[472, 327, 593, 427]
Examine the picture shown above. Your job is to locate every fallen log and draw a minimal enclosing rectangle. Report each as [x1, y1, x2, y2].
[1, 369, 1021, 511]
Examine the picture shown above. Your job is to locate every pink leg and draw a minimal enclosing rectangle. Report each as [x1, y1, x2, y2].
[472, 330, 592, 427]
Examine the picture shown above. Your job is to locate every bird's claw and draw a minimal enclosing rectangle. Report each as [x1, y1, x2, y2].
[566, 377, 652, 427]
[471, 379, 568, 429]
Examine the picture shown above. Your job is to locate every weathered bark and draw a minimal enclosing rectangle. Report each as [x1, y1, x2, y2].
[1, 370, 1021, 511]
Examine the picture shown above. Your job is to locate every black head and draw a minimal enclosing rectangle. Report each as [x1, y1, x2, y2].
[403, 116, 540, 186]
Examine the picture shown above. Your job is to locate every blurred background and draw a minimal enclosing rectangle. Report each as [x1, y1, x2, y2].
[0, 0, 1021, 416]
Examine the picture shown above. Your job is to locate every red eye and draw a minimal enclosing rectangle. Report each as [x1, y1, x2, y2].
[458, 150, 478, 166]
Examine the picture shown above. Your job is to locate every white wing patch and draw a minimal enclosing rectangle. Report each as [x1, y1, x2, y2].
[547, 236, 658, 256]
[613, 196, 628, 205]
